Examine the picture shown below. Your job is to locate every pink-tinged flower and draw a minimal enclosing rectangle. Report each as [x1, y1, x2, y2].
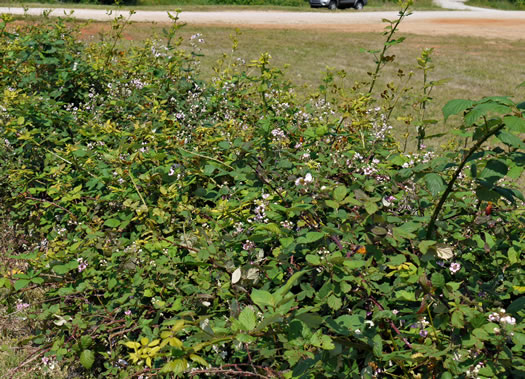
[16, 302, 30, 312]
[419, 329, 428, 338]
[124, 310, 132, 316]
[488, 312, 500, 322]
[280, 220, 294, 230]
[449, 262, 461, 274]
[242, 240, 255, 251]
[42, 356, 50, 365]
[77, 258, 88, 273]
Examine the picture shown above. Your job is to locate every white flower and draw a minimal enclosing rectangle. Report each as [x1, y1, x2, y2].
[354, 329, 362, 335]
[304, 173, 313, 183]
[295, 173, 313, 186]
[500, 315, 516, 325]
[364, 320, 375, 328]
[488, 312, 500, 322]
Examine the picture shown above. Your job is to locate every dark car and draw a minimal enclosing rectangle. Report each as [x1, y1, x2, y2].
[309, 0, 367, 10]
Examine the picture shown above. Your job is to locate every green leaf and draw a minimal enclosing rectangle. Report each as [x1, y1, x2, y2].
[256, 223, 281, 235]
[333, 186, 347, 202]
[80, 336, 92, 349]
[52, 265, 71, 275]
[250, 289, 275, 308]
[364, 201, 379, 215]
[238, 307, 256, 331]
[442, 99, 474, 122]
[325, 200, 339, 209]
[464, 102, 511, 126]
[343, 259, 366, 269]
[475, 186, 500, 202]
[395, 290, 416, 302]
[451, 310, 464, 328]
[418, 240, 436, 254]
[431, 273, 445, 288]
[14, 279, 30, 291]
[104, 218, 121, 228]
[327, 295, 342, 311]
[424, 173, 445, 196]
[304, 232, 324, 243]
[218, 141, 230, 149]
[203, 164, 216, 176]
[479, 159, 508, 185]
[372, 334, 383, 356]
[79, 349, 95, 369]
[503, 115, 525, 132]
[275, 270, 309, 301]
[305, 254, 321, 266]
[497, 131, 525, 149]
[392, 226, 415, 240]
[507, 296, 525, 314]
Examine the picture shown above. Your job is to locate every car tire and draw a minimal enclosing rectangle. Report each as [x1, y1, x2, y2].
[354, 1, 364, 9]
[328, 1, 337, 10]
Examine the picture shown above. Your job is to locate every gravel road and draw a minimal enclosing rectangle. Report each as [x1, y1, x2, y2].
[1, 2, 525, 40]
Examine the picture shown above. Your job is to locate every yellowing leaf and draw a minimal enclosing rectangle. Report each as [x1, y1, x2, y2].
[141, 337, 149, 346]
[122, 341, 140, 350]
[148, 339, 160, 347]
[169, 337, 183, 348]
[171, 320, 185, 333]
[129, 352, 139, 363]
[149, 346, 161, 355]
[189, 353, 209, 367]
[161, 359, 188, 374]
[513, 286, 525, 294]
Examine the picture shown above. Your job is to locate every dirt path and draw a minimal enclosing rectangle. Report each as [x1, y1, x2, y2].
[1, 4, 525, 40]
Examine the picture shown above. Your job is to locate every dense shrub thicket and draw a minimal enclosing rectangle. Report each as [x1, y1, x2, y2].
[0, 10, 524, 378]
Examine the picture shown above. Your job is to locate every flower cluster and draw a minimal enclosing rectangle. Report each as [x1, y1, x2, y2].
[488, 309, 516, 325]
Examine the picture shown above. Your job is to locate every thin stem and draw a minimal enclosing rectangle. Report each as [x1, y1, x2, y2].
[369, 296, 412, 349]
[179, 147, 233, 170]
[128, 172, 147, 208]
[426, 123, 505, 239]
[367, 3, 411, 94]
